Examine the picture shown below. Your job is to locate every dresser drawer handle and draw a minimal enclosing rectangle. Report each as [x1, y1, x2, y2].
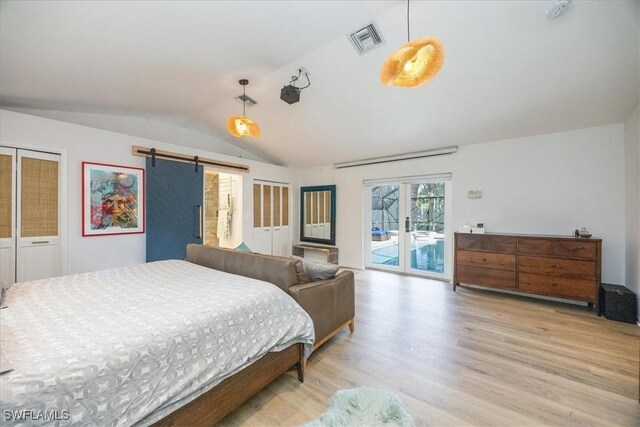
[551, 282, 558, 287]
[551, 264, 558, 269]
[482, 258, 487, 262]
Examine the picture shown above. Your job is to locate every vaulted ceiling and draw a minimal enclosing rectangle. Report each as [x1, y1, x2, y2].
[1, 0, 638, 167]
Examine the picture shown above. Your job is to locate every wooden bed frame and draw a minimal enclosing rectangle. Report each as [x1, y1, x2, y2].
[153, 343, 306, 426]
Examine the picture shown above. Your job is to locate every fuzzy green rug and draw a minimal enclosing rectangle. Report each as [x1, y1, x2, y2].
[304, 387, 415, 427]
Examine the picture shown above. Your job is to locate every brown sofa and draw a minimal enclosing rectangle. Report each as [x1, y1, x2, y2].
[186, 244, 355, 349]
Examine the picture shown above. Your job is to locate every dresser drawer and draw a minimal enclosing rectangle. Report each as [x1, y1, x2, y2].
[518, 238, 597, 260]
[456, 265, 516, 289]
[519, 273, 597, 301]
[457, 250, 516, 271]
[456, 234, 517, 253]
[518, 256, 596, 280]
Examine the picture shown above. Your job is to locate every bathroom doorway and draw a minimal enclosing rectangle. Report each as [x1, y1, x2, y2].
[204, 171, 243, 249]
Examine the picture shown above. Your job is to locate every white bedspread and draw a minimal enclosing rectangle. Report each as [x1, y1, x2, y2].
[0, 260, 314, 426]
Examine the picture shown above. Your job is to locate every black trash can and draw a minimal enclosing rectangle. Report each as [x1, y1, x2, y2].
[599, 283, 637, 324]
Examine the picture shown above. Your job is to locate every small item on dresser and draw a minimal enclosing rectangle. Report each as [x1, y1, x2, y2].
[579, 227, 592, 238]
[458, 225, 485, 234]
[574, 229, 580, 238]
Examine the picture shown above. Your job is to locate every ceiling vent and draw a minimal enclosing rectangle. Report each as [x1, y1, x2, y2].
[347, 22, 384, 55]
[235, 94, 257, 107]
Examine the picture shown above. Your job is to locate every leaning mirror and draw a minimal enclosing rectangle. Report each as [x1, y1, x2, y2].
[300, 185, 336, 246]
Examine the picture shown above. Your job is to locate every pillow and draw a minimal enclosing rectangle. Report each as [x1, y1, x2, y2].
[299, 259, 340, 281]
[291, 259, 311, 284]
[234, 242, 252, 252]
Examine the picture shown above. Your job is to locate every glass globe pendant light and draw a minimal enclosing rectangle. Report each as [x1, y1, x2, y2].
[380, 0, 445, 88]
[227, 79, 261, 138]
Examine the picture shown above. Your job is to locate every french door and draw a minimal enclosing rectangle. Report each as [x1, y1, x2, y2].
[364, 175, 452, 280]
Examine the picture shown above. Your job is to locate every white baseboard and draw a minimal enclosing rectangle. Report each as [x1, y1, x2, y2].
[339, 263, 363, 270]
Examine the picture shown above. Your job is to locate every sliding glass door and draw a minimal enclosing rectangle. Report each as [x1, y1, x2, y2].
[368, 184, 401, 270]
[365, 176, 452, 280]
[405, 182, 447, 276]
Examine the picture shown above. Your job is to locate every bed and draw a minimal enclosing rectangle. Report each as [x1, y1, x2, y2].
[0, 260, 315, 426]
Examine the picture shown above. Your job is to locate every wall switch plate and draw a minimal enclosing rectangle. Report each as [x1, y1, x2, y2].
[468, 190, 483, 199]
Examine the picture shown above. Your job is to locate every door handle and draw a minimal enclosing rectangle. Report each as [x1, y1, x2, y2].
[197, 205, 203, 239]
[405, 217, 410, 232]
[32, 240, 50, 244]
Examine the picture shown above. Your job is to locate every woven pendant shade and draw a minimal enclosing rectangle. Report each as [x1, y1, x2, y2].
[380, 36, 445, 88]
[227, 115, 261, 138]
[227, 79, 261, 138]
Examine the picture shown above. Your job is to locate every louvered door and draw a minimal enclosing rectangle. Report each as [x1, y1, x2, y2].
[253, 181, 290, 256]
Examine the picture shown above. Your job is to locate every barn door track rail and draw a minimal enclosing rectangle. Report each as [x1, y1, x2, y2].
[132, 145, 250, 173]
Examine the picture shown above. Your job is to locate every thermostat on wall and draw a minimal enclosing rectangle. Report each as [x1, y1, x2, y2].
[467, 190, 483, 199]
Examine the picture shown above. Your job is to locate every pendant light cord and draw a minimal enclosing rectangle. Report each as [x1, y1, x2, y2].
[243, 84, 246, 116]
[407, 0, 410, 42]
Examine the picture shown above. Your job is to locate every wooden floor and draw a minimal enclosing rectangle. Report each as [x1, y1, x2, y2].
[221, 269, 639, 426]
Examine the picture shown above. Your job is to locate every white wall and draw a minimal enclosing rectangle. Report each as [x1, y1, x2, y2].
[624, 102, 640, 315]
[0, 109, 297, 275]
[299, 124, 626, 285]
[5, 107, 270, 163]
[2, 108, 630, 289]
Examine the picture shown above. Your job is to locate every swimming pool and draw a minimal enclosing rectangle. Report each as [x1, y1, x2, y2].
[370, 240, 444, 273]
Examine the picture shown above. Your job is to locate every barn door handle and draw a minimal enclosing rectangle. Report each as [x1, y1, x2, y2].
[197, 205, 203, 239]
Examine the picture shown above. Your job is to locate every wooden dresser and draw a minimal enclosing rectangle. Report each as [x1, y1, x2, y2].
[453, 232, 601, 312]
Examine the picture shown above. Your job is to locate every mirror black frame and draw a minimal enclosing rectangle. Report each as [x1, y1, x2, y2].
[300, 185, 336, 246]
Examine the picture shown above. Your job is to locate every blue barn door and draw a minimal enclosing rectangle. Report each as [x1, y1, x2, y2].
[146, 157, 203, 261]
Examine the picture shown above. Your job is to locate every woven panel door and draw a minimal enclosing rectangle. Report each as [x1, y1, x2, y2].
[252, 182, 272, 255]
[272, 185, 291, 257]
[16, 149, 61, 282]
[0, 148, 16, 285]
[146, 157, 204, 262]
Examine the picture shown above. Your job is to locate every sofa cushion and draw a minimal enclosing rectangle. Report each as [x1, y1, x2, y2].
[292, 259, 311, 284]
[298, 258, 340, 281]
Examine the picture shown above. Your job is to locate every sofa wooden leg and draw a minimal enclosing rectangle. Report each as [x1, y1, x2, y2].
[296, 345, 306, 383]
[297, 358, 306, 383]
[348, 318, 355, 333]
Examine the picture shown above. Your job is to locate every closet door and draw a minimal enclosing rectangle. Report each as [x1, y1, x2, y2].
[0, 147, 16, 285]
[272, 185, 290, 257]
[253, 181, 291, 256]
[146, 158, 203, 261]
[253, 182, 272, 255]
[17, 150, 61, 282]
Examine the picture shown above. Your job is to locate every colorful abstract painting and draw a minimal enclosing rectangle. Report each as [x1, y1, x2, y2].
[82, 162, 144, 236]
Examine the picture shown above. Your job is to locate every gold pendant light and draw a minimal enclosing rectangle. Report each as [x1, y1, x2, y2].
[227, 79, 261, 138]
[381, 0, 445, 88]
